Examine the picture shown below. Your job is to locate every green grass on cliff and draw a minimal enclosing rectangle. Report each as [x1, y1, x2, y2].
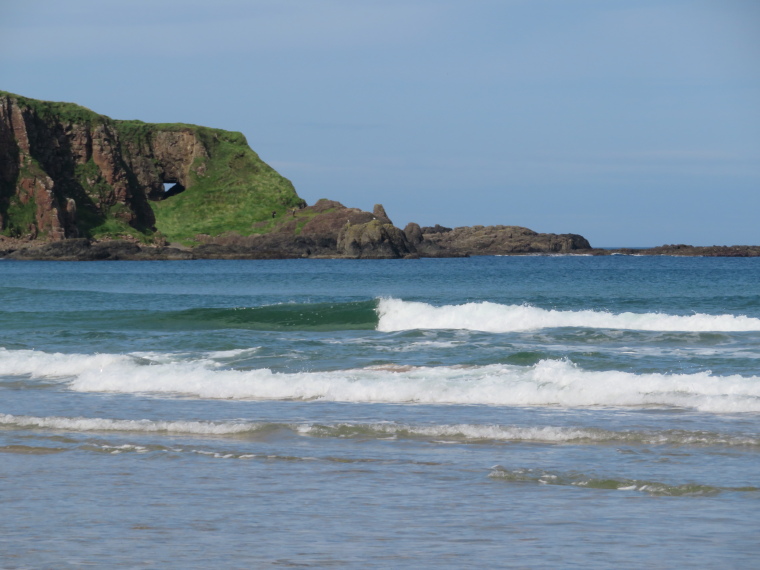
[2, 156, 44, 239]
[1, 91, 305, 244]
[143, 126, 304, 244]
[2, 195, 37, 238]
[0, 90, 106, 126]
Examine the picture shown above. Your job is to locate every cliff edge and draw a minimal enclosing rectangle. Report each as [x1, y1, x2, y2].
[0, 91, 303, 243]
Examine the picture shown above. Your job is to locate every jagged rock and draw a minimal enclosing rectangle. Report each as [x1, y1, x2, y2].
[372, 203, 392, 224]
[337, 219, 414, 259]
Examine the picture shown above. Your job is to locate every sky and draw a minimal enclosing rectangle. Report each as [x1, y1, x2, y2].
[2, 0, 758, 246]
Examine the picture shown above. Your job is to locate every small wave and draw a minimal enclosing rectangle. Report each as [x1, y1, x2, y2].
[5, 414, 757, 448]
[299, 423, 760, 447]
[0, 444, 65, 455]
[0, 413, 275, 435]
[488, 466, 759, 497]
[376, 298, 760, 333]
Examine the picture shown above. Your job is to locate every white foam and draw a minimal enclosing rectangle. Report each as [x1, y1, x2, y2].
[2, 348, 759, 412]
[2, 412, 756, 446]
[0, 413, 264, 435]
[0, 347, 133, 378]
[298, 423, 664, 444]
[376, 298, 760, 332]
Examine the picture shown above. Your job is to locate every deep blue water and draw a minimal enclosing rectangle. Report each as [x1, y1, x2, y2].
[1, 256, 759, 568]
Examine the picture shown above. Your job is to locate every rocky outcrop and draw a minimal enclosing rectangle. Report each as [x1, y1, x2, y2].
[590, 244, 760, 257]
[403, 222, 455, 257]
[189, 200, 416, 259]
[337, 219, 414, 258]
[418, 224, 592, 255]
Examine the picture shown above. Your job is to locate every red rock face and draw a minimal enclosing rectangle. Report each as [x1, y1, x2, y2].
[91, 123, 128, 203]
[123, 129, 208, 201]
[9, 104, 30, 155]
[0, 94, 211, 241]
[17, 175, 66, 240]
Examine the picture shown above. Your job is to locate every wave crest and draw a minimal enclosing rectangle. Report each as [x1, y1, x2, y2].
[2, 349, 760, 412]
[376, 298, 760, 332]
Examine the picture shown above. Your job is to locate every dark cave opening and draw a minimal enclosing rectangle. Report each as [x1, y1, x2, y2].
[161, 180, 185, 199]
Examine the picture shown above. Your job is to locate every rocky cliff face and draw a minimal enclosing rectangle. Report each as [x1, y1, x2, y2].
[0, 91, 302, 242]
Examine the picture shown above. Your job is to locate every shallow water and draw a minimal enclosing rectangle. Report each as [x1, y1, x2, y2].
[1, 256, 759, 567]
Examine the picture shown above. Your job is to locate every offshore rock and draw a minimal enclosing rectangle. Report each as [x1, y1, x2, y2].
[590, 244, 760, 257]
[420, 224, 592, 255]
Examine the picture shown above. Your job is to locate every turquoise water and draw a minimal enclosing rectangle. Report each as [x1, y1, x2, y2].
[1, 256, 759, 568]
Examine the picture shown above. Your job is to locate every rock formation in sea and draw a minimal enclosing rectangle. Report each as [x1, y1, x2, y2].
[415, 224, 591, 255]
[0, 91, 603, 260]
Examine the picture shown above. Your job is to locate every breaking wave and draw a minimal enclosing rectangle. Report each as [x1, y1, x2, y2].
[2, 348, 760, 412]
[376, 298, 760, 333]
[10, 298, 758, 334]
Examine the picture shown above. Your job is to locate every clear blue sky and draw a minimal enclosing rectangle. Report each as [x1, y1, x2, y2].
[2, 0, 758, 246]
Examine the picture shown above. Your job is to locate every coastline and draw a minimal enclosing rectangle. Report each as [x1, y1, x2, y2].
[2, 236, 759, 261]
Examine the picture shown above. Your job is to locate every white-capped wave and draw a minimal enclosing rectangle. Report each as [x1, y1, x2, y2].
[2, 348, 759, 412]
[376, 298, 760, 333]
[0, 348, 133, 378]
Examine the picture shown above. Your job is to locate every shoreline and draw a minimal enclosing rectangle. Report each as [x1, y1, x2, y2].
[2, 237, 760, 261]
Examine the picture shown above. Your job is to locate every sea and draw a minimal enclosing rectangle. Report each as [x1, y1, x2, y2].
[1, 255, 759, 568]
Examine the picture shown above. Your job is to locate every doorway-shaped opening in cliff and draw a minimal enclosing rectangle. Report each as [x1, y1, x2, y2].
[162, 180, 185, 200]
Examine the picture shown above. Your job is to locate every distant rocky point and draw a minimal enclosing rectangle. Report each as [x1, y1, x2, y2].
[594, 245, 760, 257]
[1, 91, 756, 260]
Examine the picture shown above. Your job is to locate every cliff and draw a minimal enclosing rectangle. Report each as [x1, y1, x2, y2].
[0, 91, 600, 260]
[0, 91, 303, 243]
